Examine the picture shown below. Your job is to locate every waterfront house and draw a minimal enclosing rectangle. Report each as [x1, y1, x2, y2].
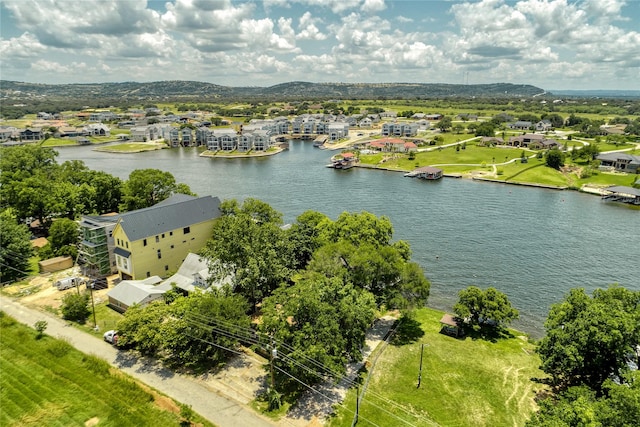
[19, 127, 43, 141]
[112, 194, 221, 280]
[180, 128, 194, 146]
[328, 122, 350, 141]
[83, 123, 111, 136]
[597, 152, 640, 173]
[130, 126, 155, 142]
[0, 126, 19, 141]
[377, 137, 407, 152]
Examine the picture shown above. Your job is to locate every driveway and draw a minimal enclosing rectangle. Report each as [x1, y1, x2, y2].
[0, 295, 275, 427]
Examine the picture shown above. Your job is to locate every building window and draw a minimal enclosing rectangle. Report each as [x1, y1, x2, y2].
[170, 231, 173, 236]
[183, 226, 190, 234]
[156, 236, 160, 243]
[157, 249, 162, 259]
[146, 272, 150, 278]
[125, 242, 128, 248]
[165, 265, 169, 271]
[162, 233, 165, 238]
[170, 245, 174, 249]
[143, 239, 147, 246]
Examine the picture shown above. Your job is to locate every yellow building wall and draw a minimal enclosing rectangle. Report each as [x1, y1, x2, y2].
[113, 219, 215, 280]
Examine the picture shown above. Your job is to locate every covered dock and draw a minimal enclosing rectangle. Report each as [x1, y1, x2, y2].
[405, 166, 443, 180]
[601, 186, 640, 205]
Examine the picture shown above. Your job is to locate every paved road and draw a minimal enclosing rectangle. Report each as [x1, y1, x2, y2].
[0, 295, 275, 427]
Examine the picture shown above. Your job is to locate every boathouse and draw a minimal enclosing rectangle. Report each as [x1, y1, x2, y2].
[406, 166, 443, 180]
[601, 186, 640, 205]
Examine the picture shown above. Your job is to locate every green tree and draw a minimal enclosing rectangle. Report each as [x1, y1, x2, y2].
[120, 169, 193, 211]
[201, 199, 291, 312]
[319, 211, 394, 247]
[260, 273, 376, 390]
[453, 286, 519, 329]
[545, 149, 565, 169]
[536, 286, 640, 392]
[60, 292, 91, 323]
[0, 209, 34, 283]
[0, 146, 59, 223]
[48, 218, 79, 255]
[527, 373, 640, 427]
[541, 113, 564, 128]
[474, 121, 497, 137]
[163, 289, 250, 369]
[436, 116, 452, 132]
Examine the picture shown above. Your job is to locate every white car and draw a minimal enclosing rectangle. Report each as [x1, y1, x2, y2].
[103, 330, 118, 345]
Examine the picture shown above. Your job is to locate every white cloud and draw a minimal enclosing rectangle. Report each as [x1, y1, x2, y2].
[0, 32, 45, 58]
[239, 18, 300, 53]
[361, 0, 386, 14]
[297, 12, 327, 40]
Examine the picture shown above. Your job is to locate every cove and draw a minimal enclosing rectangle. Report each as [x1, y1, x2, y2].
[55, 140, 640, 337]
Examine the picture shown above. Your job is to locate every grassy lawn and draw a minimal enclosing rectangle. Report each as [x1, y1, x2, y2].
[0, 312, 212, 427]
[41, 138, 79, 147]
[506, 164, 568, 187]
[575, 171, 638, 188]
[328, 308, 545, 427]
[94, 143, 166, 153]
[360, 144, 523, 171]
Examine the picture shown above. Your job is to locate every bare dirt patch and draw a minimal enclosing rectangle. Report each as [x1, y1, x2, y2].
[84, 416, 99, 427]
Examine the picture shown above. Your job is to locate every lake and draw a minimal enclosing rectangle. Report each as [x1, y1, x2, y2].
[55, 141, 640, 337]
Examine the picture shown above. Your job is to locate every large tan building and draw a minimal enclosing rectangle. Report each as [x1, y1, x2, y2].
[112, 194, 221, 280]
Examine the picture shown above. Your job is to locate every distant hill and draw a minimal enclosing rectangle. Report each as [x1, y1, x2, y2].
[0, 80, 544, 100]
[548, 89, 640, 99]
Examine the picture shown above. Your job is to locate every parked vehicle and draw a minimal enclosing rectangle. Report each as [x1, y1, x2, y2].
[86, 277, 108, 290]
[53, 277, 82, 291]
[103, 330, 118, 345]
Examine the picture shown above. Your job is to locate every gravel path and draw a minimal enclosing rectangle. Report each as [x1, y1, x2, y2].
[0, 295, 275, 427]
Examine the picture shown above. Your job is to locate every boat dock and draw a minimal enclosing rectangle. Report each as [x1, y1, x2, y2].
[601, 186, 640, 205]
[404, 166, 444, 180]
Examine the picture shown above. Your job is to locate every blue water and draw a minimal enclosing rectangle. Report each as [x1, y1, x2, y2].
[55, 141, 640, 337]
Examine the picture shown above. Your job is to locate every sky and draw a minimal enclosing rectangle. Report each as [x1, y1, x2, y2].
[0, 0, 639, 91]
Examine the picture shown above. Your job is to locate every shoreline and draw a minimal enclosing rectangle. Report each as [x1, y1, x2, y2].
[199, 147, 284, 158]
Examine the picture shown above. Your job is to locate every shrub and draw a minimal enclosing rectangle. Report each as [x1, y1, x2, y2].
[60, 292, 90, 323]
[34, 320, 47, 339]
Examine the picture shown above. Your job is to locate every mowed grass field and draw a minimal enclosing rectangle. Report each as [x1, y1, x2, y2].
[328, 308, 546, 427]
[0, 313, 209, 427]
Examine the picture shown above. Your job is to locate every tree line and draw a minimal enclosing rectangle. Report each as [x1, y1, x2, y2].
[0, 145, 195, 282]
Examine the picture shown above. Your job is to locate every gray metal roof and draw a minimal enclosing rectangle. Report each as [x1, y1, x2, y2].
[597, 152, 640, 162]
[118, 195, 221, 242]
[107, 276, 164, 307]
[605, 186, 640, 197]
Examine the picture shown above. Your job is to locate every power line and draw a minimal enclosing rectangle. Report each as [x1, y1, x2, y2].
[181, 314, 434, 425]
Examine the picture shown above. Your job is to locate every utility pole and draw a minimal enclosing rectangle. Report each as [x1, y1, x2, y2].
[270, 338, 277, 389]
[89, 281, 97, 330]
[355, 384, 359, 425]
[417, 343, 423, 388]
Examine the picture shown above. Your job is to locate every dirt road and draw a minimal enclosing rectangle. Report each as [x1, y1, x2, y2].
[0, 295, 275, 427]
